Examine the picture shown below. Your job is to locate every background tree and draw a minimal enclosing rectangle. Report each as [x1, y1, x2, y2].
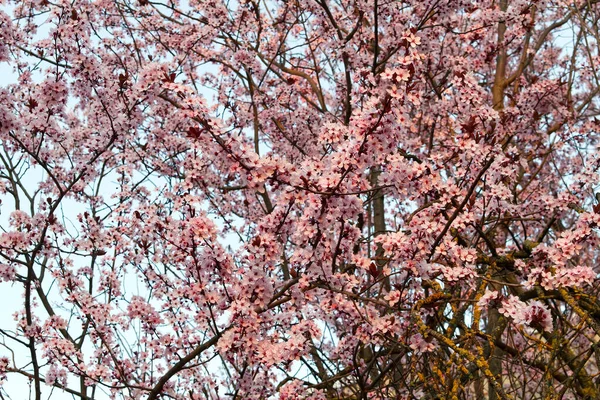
[1, 0, 600, 399]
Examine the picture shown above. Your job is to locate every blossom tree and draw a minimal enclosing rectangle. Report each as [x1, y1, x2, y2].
[1, 0, 600, 398]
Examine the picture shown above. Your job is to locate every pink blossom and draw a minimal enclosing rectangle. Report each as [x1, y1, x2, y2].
[409, 334, 436, 353]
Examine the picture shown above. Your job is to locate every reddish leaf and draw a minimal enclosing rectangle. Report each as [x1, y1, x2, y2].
[369, 261, 380, 278]
[187, 126, 202, 139]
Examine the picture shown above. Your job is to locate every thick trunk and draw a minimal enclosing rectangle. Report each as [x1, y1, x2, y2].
[370, 166, 390, 292]
[488, 1, 508, 398]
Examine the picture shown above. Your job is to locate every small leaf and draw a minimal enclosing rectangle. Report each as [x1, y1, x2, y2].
[187, 126, 202, 139]
[369, 261, 380, 278]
